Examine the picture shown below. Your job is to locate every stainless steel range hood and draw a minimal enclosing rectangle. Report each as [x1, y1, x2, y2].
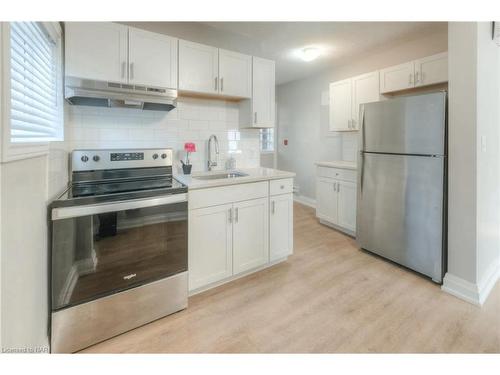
[64, 77, 177, 111]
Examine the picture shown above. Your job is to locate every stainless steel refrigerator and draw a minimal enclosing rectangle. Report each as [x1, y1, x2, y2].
[357, 91, 447, 283]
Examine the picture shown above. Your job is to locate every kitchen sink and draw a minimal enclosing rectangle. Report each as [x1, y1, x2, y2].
[193, 171, 249, 180]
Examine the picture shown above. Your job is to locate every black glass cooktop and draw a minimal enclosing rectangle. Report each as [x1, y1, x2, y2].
[71, 176, 175, 198]
[51, 176, 187, 209]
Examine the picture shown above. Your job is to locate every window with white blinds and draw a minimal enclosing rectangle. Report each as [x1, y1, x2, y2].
[9, 22, 62, 143]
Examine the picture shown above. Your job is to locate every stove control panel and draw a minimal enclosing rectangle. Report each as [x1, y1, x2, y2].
[110, 152, 144, 161]
[72, 149, 173, 172]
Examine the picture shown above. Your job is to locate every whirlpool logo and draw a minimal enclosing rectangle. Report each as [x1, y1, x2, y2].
[123, 273, 137, 280]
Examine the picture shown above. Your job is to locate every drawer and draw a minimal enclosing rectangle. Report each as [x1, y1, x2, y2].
[270, 178, 293, 196]
[189, 181, 268, 209]
[317, 166, 356, 182]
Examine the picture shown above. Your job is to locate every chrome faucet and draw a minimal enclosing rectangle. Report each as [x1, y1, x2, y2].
[207, 134, 219, 171]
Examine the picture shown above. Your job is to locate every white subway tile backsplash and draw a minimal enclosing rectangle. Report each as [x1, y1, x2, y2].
[48, 97, 260, 189]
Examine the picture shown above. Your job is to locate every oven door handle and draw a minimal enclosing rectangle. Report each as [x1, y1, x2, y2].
[51, 193, 188, 220]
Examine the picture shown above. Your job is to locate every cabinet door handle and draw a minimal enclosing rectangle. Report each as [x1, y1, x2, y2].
[415, 71, 420, 84]
[333, 182, 336, 192]
[229, 208, 233, 223]
[408, 73, 413, 85]
[221, 77, 224, 92]
[214, 77, 218, 91]
[254, 112, 257, 124]
[130, 63, 134, 80]
[121, 62, 126, 79]
[271, 201, 275, 214]
[235, 207, 239, 223]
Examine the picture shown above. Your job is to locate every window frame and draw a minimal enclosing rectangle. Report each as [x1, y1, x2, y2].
[259, 127, 275, 154]
[1, 22, 63, 162]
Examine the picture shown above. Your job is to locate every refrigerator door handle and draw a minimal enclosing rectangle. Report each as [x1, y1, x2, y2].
[360, 105, 366, 152]
[359, 152, 364, 194]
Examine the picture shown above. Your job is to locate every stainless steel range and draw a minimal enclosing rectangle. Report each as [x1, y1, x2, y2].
[49, 148, 188, 353]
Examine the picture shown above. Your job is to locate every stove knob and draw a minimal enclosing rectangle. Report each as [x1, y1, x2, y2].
[161, 153, 167, 159]
[81, 155, 89, 162]
[93, 155, 100, 162]
[152, 153, 159, 160]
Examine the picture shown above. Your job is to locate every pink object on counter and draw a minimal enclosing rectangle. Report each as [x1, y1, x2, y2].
[184, 142, 196, 152]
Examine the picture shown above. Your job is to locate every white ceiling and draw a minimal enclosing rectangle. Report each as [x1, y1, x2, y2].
[126, 22, 447, 85]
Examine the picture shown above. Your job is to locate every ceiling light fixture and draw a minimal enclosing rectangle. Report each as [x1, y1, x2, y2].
[300, 47, 322, 62]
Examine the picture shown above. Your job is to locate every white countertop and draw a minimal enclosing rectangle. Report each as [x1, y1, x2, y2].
[175, 167, 296, 190]
[315, 160, 357, 170]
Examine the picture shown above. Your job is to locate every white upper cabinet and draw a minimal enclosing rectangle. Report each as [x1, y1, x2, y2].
[351, 71, 380, 128]
[414, 52, 448, 87]
[239, 57, 275, 128]
[178, 41, 253, 99]
[65, 22, 178, 88]
[128, 27, 178, 88]
[380, 52, 448, 94]
[178, 40, 219, 95]
[65, 22, 128, 83]
[379, 61, 415, 94]
[329, 72, 379, 132]
[329, 79, 352, 131]
[218, 49, 252, 98]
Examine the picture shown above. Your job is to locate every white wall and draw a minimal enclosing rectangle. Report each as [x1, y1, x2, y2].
[442, 22, 500, 305]
[0, 156, 50, 351]
[276, 28, 448, 202]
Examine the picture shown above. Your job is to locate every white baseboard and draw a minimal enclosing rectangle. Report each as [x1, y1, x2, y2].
[293, 194, 316, 209]
[442, 263, 500, 305]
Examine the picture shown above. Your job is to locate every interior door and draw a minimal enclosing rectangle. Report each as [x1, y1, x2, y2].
[252, 57, 276, 127]
[128, 27, 178, 88]
[379, 61, 414, 93]
[329, 79, 352, 131]
[414, 52, 448, 87]
[219, 49, 252, 98]
[316, 178, 338, 224]
[188, 204, 233, 290]
[233, 198, 269, 274]
[337, 180, 357, 232]
[65, 22, 128, 83]
[178, 40, 219, 94]
[351, 71, 380, 129]
[270, 193, 293, 261]
[357, 152, 444, 282]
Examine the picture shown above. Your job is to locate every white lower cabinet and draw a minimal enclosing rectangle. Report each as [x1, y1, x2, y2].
[337, 180, 357, 233]
[188, 204, 233, 290]
[270, 193, 293, 261]
[188, 179, 293, 292]
[316, 167, 357, 235]
[233, 198, 269, 274]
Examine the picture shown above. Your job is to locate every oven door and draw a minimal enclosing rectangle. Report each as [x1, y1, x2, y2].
[51, 194, 187, 311]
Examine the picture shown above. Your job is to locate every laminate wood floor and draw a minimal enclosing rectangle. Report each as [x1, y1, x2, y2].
[81, 203, 500, 353]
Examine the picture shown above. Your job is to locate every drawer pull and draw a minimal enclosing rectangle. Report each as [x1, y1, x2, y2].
[280, 185, 284, 189]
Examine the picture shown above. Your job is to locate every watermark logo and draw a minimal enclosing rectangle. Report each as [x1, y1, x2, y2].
[2, 346, 49, 353]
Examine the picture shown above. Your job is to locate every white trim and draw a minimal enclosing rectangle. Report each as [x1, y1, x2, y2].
[442, 263, 500, 306]
[477, 261, 500, 305]
[293, 194, 316, 209]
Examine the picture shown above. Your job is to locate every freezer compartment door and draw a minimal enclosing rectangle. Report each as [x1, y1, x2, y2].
[357, 152, 445, 282]
[360, 91, 446, 155]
